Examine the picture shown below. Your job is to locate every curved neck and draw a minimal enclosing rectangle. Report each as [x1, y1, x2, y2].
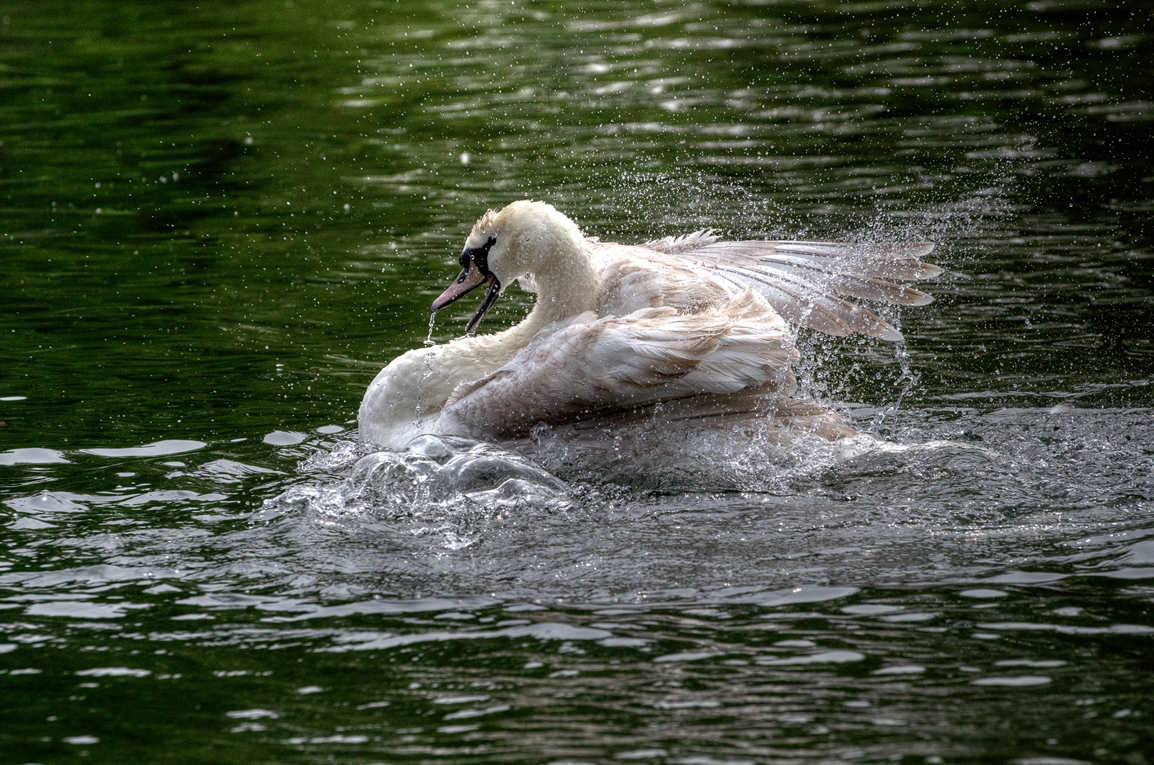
[359, 225, 602, 447]
[514, 235, 601, 339]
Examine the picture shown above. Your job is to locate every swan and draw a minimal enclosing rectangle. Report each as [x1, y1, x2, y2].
[358, 201, 939, 449]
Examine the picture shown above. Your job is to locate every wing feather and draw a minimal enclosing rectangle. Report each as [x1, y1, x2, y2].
[438, 295, 796, 440]
[638, 238, 939, 340]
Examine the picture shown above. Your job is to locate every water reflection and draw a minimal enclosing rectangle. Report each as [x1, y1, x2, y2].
[3, 0, 1154, 762]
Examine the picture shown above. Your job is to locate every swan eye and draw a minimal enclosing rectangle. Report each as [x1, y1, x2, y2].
[462, 236, 497, 276]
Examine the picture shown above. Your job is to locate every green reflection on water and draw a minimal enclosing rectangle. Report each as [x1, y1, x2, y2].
[2, 1, 1152, 437]
[0, 0, 1152, 757]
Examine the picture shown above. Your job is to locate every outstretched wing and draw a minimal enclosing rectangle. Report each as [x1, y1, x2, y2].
[437, 294, 797, 441]
[642, 234, 940, 341]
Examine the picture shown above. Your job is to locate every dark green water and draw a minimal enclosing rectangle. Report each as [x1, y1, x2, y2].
[2, 1, 1153, 763]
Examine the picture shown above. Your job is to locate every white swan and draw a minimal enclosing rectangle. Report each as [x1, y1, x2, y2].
[359, 201, 939, 449]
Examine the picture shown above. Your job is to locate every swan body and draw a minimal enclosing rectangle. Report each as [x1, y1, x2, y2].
[359, 201, 939, 449]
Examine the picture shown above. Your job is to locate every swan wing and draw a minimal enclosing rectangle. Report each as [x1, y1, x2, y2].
[437, 297, 796, 440]
[641, 235, 939, 341]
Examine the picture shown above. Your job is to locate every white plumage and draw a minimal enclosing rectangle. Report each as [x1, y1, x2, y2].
[358, 201, 939, 449]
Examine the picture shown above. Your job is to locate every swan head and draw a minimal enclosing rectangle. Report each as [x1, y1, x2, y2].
[430, 201, 589, 336]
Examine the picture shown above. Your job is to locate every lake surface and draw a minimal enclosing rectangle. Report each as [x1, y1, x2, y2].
[2, 1, 1153, 763]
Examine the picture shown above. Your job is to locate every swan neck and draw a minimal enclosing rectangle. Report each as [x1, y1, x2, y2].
[523, 237, 600, 328]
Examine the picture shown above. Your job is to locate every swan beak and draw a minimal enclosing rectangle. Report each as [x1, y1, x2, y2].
[464, 276, 501, 336]
[431, 266, 502, 337]
[432, 265, 486, 312]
